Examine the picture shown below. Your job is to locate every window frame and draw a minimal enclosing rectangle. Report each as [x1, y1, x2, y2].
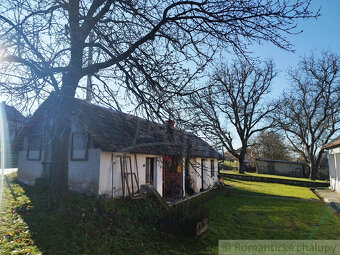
[26, 135, 42, 161]
[70, 132, 89, 161]
[211, 159, 215, 177]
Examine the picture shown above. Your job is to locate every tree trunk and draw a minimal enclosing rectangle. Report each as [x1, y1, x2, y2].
[237, 146, 248, 174]
[238, 154, 245, 174]
[50, 96, 74, 209]
[309, 163, 318, 180]
[308, 154, 319, 180]
[50, 75, 78, 209]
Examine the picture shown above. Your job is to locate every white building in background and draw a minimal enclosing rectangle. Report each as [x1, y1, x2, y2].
[325, 136, 340, 193]
[0, 102, 26, 168]
[15, 95, 220, 200]
[255, 158, 304, 177]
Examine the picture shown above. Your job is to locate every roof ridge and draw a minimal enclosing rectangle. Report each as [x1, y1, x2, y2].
[15, 95, 220, 158]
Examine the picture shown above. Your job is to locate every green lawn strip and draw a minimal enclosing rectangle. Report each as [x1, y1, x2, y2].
[224, 177, 319, 200]
[204, 193, 340, 241]
[0, 177, 42, 255]
[220, 171, 328, 183]
[1, 174, 339, 255]
[219, 161, 239, 168]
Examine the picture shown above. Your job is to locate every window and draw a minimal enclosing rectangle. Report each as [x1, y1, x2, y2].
[146, 158, 155, 184]
[71, 133, 88, 160]
[27, 135, 42, 160]
[211, 160, 215, 177]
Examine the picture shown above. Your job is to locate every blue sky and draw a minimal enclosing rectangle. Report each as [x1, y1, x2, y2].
[1, 1, 339, 110]
[218, 0, 340, 148]
[0, 1, 338, 151]
[248, 0, 340, 98]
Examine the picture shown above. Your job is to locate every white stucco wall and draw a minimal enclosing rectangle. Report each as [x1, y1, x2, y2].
[328, 148, 340, 193]
[17, 150, 45, 185]
[18, 142, 218, 198]
[18, 148, 101, 194]
[98, 152, 163, 198]
[68, 149, 101, 194]
[188, 158, 218, 192]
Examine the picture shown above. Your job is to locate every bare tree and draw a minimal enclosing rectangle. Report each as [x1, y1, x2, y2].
[275, 51, 340, 180]
[0, 0, 318, 207]
[250, 130, 292, 161]
[187, 59, 277, 173]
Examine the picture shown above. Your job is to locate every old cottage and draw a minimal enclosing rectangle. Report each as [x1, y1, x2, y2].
[16, 96, 220, 200]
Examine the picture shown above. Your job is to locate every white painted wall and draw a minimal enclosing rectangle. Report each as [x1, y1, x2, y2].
[17, 150, 44, 185]
[18, 148, 101, 194]
[328, 148, 340, 193]
[204, 158, 218, 189]
[189, 158, 200, 191]
[68, 149, 101, 194]
[18, 136, 218, 198]
[98, 152, 163, 198]
[188, 157, 218, 192]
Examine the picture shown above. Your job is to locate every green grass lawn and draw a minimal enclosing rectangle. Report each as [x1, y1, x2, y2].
[220, 170, 328, 183]
[0, 174, 339, 255]
[223, 177, 319, 199]
[219, 161, 239, 168]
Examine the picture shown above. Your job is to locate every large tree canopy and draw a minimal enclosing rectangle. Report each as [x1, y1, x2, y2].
[186, 59, 277, 173]
[275, 51, 340, 180]
[251, 130, 292, 161]
[0, 0, 318, 206]
[0, 0, 317, 113]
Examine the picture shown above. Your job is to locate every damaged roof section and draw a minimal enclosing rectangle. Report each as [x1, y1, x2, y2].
[17, 95, 220, 159]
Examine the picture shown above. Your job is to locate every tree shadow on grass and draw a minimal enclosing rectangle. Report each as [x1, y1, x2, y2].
[10, 176, 340, 254]
[13, 178, 217, 255]
[14, 179, 170, 255]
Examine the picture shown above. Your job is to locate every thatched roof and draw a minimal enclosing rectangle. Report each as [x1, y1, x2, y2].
[17, 96, 219, 158]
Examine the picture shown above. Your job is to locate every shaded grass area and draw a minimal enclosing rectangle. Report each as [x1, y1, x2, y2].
[0, 174, 339, 255]
[219, 161, 238, 170]
[220, 171, 328, 183]
[220, 161, 238, 167]
[224, 177, 319, 200]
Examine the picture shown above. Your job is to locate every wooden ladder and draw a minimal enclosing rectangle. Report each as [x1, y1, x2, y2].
[120, 156, 140, 198]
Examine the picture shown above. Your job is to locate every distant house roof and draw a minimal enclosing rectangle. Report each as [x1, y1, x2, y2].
[17, 95, 220, 158]
[324, 135, 340, 149]
[255, 158, 304, 165]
